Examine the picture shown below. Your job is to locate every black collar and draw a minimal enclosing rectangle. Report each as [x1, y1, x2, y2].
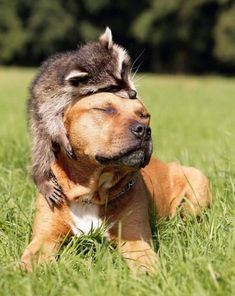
[82, 173, 138, 205]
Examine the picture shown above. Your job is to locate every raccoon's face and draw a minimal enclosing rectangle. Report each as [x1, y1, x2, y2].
[64, 28, 137, 100]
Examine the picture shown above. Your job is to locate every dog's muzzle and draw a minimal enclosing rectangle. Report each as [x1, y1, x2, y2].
[95, 120, 152, 169]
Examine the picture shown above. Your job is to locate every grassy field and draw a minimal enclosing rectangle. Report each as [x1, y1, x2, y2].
[0, 68, 234, 295]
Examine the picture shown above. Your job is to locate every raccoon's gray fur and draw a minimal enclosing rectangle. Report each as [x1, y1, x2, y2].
[27, 28, 137, 208]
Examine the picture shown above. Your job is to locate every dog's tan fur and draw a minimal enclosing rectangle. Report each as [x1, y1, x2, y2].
[21, 93, 212, 273]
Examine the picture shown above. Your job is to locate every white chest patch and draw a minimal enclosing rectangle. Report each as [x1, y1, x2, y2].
[69, 201, 102, 237]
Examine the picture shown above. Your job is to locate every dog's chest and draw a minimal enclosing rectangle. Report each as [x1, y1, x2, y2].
[69, 201, 102, 237]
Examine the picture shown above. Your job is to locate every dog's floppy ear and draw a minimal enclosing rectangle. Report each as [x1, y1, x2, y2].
[99, 27, 113, 49]
[65, 70, 89, 87]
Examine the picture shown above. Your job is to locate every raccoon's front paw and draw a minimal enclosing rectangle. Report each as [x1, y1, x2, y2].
[49, 175, 66, 207]
[40, 176, 65, 208]
[64, 144, 76, 160]
[56, 134, 76, 160]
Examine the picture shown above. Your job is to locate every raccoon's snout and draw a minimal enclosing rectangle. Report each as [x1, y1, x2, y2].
[128, 89, 137, 99]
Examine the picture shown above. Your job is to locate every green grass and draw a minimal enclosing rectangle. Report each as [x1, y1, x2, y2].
[0, 68, 235, 295]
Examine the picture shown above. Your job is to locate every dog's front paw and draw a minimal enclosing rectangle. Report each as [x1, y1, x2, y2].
[18, 252, 33, 273]
[119, 240, 158, 275]
[19, 240, 57, 272]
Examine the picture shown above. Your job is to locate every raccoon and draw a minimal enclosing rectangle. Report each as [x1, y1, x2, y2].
[27, 28, 137, 208]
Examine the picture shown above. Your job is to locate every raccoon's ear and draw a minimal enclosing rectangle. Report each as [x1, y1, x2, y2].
[99, 27, 113, 49]
[65, 70, 89, 86]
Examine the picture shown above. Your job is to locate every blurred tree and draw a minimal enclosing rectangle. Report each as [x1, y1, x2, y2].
[0, 0, 235, 73]
[214, 2, 235, 68]
[131, 0, 224, 73]
[26, 0, 76, 63]
[0, 0, 27, 63]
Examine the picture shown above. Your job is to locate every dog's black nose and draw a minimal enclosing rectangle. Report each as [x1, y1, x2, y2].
[128, 89, 137, 99]
[130, 122, 151, 139]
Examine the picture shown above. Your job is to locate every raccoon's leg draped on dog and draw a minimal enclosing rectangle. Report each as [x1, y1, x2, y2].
[42, 111, 76, 160]
[29, 91, 76, 208]
[30, 118, 65, 208]
[38, 94, 76, 160]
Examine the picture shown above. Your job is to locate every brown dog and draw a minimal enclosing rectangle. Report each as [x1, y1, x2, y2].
[20, 93, 212, 273]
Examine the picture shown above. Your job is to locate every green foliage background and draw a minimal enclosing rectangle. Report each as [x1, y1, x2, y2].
[0, 0, 235, 73]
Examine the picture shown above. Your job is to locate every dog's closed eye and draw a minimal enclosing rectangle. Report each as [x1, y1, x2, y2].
[93, 107, 116, 114]
[137, 111, 150, 119]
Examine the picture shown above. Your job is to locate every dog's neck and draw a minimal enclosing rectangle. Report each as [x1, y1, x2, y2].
[51, 153, 138, 205]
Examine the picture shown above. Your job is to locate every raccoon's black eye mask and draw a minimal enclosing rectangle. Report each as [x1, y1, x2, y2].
[69, 78, 121, 94]
[68, 75, 90, 87]
[100, 85, 121, 93]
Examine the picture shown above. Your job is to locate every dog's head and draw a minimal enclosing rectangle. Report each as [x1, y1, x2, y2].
[64, 93, 152, 170]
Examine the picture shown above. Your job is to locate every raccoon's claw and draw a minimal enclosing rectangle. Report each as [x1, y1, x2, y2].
[40, 174, 65, 209]
[48, 178, 65, 208]
[65, 146, 76, 160]
[46, 189, 65, 209]
[48, 191, 64, 207]
[45, 195, 56, 209]
[57, 134, 76, 160]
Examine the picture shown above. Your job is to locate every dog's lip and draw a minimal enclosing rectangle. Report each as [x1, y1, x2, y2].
[95, 144, 142, 164]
